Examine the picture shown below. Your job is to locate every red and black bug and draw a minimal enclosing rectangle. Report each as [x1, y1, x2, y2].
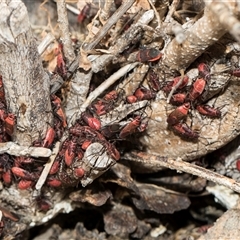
[42, 127, 55, 148]
[119, 116, 141, 138]
[90, 90, 118, 116]
[196, 105, 221, 118]
[101, 123, 121, 139]
[64, 137, 78, 166]
[4, 113, 16, 136]
[77, 3, 91, 23]
[81, 111, 101, 130]
[170, 93, 186, 106]
[188, 78, 206, 102]
[148, 69, 161, 92]
[137, 48, 162, 63]
[162, 75, 189, 94]
[198, 63, 211, 80]
[171, 123, 199, 140]
[134, 87, 156, 101]
[51, 95, 67, 128]
[167, 103, 190, 126]
[54, 43, 67, 78]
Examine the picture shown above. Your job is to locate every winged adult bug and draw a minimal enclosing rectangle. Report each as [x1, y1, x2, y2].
[35, 195, 52, 212]
[196, 105, 221, 118]
[54, 43, 67, 78]
[18, 180, 33, 190]
[51, 95, 67, 128]
[167, 103, 190, 126]
[81, 110, 101, 130]
[64, 137, 78, 166]
[119, 116, 141, 138]
[11, 167, 38, 181]
[0, 76, 5, 103]
[198, 63, 211, 80]
[77, 3, 91, 23]
[188, 78, 206, 102]
[81, 140, 92, 150]
[170, 93, 186, 105]
[4, 113, 16, 136]
[2, 169, 12, 185]
[148, 69, 161, 91]
[103, 90, 118, 101]
[0, 103, 7, 122]
[162, 75, 189, 94]
[90, 90, 118, 116]
[134, 87, 156, 101]
[137, 48, 162, 63]
[101, 123, 121, 139]
[171, 123, 199, 140]
[42, 127, 55, 148]
[46, 178, 62, 187]
[236, 159, 240, 171]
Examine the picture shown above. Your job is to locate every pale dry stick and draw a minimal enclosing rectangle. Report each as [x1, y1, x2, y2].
[0, 142, 51, 158]
[125, 151, 240, 194]
[206, 1, 240, 43]
[66, 3, 80, 15]
[56, 0, 76, 63]
[69, 62, 139, 125]
[83, 0, 136, 51]
[37, 32, 55, 55]
[35, 141, 60, 191]
[147, 0, 161, 29]
[167, 69, 184, 103]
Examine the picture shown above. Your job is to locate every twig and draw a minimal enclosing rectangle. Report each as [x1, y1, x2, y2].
[37, 32, 55, 55]
[164, 0, 180, 23]
[83, 0, 136, 51]
[125, 151, 240, 194]
[148, 0, 161, 28]
[206, 1, 240, 43]
[0, 142, 51, 158]
[66, 3, 80, 15]
[56, 0, 76, 63]
[35, 141, 60, 191]
[160, 3, 227, 71]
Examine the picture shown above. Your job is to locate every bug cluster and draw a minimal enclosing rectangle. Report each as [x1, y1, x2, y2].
[0, 92, 67, 189]
[0, 45, 163, 190]
[0, 76, 150, 189]
[165, 63, 221, 140]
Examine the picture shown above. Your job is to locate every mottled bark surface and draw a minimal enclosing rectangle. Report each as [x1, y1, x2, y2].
[0, 0, 52, 146]
[2, 1, 240, 239]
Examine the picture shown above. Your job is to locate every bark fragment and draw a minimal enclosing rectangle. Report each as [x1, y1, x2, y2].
[0, 0, 53, 146]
